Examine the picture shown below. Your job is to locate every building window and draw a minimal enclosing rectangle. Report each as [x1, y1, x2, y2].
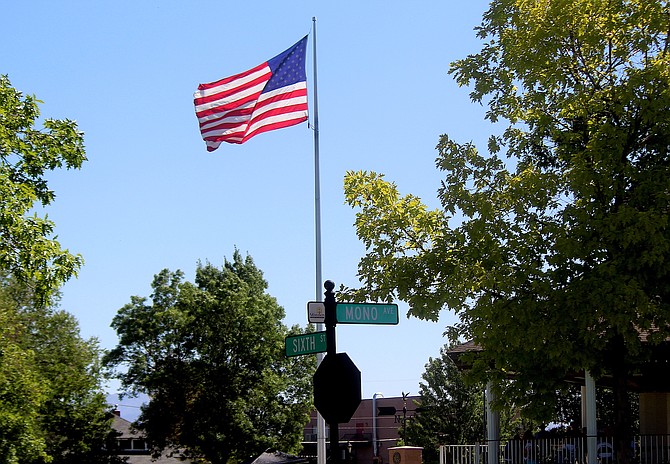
[118, 439, 132, 450]
[132, 439, 147, 450]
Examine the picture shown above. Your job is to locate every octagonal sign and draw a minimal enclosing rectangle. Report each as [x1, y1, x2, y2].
[313, 352, 361, 424]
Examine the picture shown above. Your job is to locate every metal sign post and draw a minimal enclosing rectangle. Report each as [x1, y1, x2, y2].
[295, 280, 401, 464]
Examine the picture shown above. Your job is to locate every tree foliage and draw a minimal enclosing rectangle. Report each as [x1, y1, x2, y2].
[0, 74, 85, 303]
[0, 276, 122, 464]
[402, 345, 486, 464]
[0, 77, 118, 463]
[0, 289, 47, 463]
[105, 251, 315, 464]
[343, 1, 670, 460]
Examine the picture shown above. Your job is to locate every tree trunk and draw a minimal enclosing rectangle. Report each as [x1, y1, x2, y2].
[611, 334, 633, 464]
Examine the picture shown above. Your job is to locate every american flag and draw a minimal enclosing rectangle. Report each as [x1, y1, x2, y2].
[194, 36, 308, 151]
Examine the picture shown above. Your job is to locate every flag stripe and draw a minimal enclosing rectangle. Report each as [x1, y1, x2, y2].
[197, 99, 256, 128]
[195, 63, 269, 94]
[248, 83, 307, 121]
[200, 84, 308, 145]
[194, 68, 270, 110]
[194, 81, 265, 119]
[244, 111, 308, 143]
[201, 108, 308, 145]
[193, 36, 308, 150]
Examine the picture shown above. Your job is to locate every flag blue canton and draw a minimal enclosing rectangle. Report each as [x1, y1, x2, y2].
[265, 36, 307, 93]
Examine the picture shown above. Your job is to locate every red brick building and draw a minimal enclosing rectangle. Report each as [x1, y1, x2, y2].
[302, 395, 420, 464]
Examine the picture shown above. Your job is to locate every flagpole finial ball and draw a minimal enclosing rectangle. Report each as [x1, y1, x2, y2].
[324, 280, 335, 292]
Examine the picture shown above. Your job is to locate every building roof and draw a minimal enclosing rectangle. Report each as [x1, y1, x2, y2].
[446, 336, 670, 392]
[115, 455, 193, 464]
[250, 450, 309, 464]
[112, 414, 143, 439]
[111, 412, 196, 463]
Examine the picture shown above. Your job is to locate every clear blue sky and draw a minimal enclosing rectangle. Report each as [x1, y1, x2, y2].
[3, 1, 493, 418]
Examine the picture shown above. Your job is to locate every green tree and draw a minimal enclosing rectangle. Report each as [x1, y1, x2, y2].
[105, 251, 315, 464]
[0, 74, 85, 303]
[0, 276, 123, 464]
[0, 291, 48, 463]
[343, 1, 670, 462]
[30, 309, 122, 464]
[402, 345, 486, 464]
[1, 78, 116, 463]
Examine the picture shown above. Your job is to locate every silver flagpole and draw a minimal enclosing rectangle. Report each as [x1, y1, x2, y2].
[312, 16, 327, 464]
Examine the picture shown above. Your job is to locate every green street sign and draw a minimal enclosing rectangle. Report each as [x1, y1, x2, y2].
[285, 331, 327, 357]
[335, 303, 399, 325]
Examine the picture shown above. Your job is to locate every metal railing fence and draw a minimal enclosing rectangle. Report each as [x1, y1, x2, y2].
[440, 435, 670, 464]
